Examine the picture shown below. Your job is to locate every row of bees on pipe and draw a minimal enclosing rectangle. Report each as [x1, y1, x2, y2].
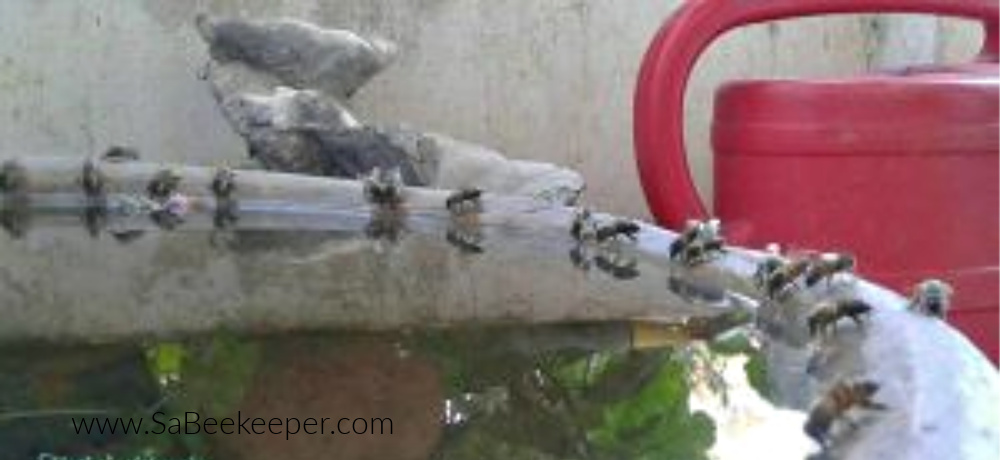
[0, 148, 238, 242]
[0, 150, 487, 253]
[571, 209, 956, 450]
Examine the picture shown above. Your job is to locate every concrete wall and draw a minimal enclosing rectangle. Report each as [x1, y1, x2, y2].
[0, 1, 982, 220]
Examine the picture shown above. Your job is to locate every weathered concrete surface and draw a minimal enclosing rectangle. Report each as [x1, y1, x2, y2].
[0, 1, 980, 218]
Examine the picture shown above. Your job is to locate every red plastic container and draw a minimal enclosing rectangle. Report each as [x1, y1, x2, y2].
[634, 0, 999, 361]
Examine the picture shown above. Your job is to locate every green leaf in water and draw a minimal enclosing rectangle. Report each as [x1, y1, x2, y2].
[144, 342, 187, 387]
[587, 356, 716, 460]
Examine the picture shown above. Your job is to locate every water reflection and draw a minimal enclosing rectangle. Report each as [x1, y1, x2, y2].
[0, 318, 824, 460]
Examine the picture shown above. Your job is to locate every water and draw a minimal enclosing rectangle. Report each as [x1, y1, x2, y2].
[0, 323, 815, 460]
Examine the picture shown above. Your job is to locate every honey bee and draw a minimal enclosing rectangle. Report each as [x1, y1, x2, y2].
[909, 279, 954, 319]
[753, 244, 784, 288]
[211, 167, 237, 199]
[0, 160, 27, 195]
[668, 220, 703, 259]
[805, 252, 856, 288]
[208, 168, 239, 231]
[686, 237, 726, 263]
[147, 169, 182, 201]
[146, 170, 188, 230]
[762, 257, 812, 299]
[804, 379, 887, 448]
[807, 299, 873, 338]
[753, 256, 784, 290]
[362, 166, 404, 207]
[445, 187, 483, 215]
[594, 219, 641, 244]
[669, 219, 725, 265]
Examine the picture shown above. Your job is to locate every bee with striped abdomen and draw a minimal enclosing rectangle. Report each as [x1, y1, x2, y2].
[807, 299, 873, 338]
[805, 252, 856, 288]
[804, 379, 887, 448]
[594, 219, 641, 244]
[763, 257, 811, 299]
[362, 166, 405, 207]
[445, 187, 483, 215]
[669, 219, 725, 265]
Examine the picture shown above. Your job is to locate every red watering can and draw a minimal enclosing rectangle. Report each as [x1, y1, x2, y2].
[634, 0, 999, 361]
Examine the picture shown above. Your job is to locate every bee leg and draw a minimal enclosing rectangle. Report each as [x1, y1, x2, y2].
[804, 423, 831, 451]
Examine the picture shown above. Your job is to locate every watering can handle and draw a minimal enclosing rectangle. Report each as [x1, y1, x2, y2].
[633, 0, 999, 228]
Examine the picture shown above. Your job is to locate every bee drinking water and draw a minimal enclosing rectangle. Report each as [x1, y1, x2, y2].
[763, 257, 811, 300]
[445, 187, 483, 215]
[668, 219, 725, 265]
[807, 299, 873, 338]
[362, 167, 407, 244]
[594, 219, 641, 244]
[804, 379, 887, 448]
[362, 166, 405, 207]
[211, 167, 239, 231]
[753, 255, 784, 291]
[909, 279, 954, 319]
[146, 169, 188, 230]
[568, 209, 640, 279]
[804, 252, 856, 288]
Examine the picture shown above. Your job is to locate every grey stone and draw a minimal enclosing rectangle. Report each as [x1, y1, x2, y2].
[207, 81, 583, 204]
[195, 14, 398, 100]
